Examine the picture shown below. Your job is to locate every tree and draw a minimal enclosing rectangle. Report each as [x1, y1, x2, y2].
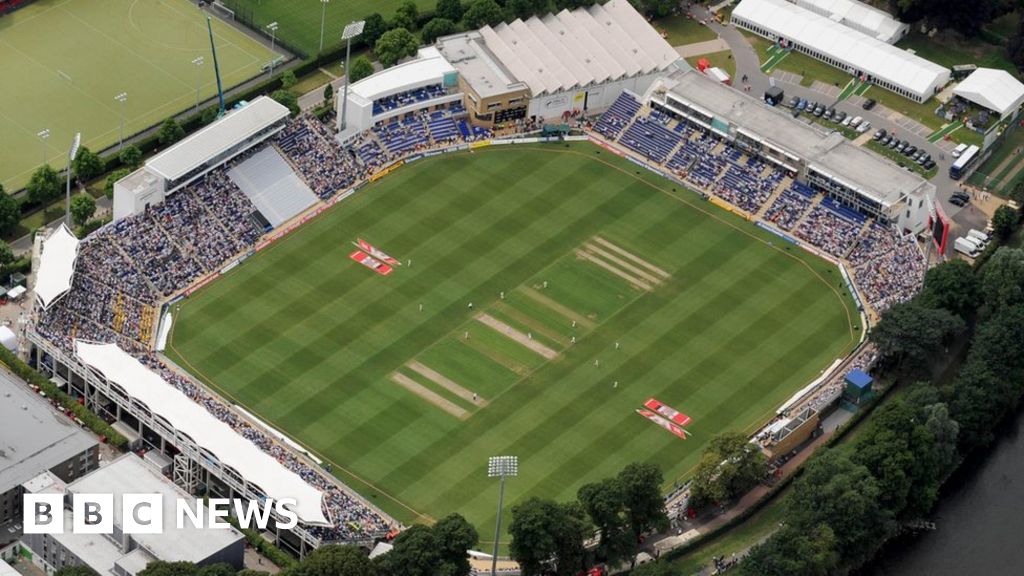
[393, 0, 419, 30]
[1009, 11, 1024, 72]
[201, 106, 220, 125]
[577, 478, 633, 565]
[923, 402, 960, 469]
[55, 567, 99, 576]
[72, 146, 104, 182]
[350, 56, 375, 83]
[506, 0, 547, 20]
[324, 83, 334, 105]
[919, 259, 979, 317]
[271, 89, 300, 116]
[70, 194, 97, 227]
[981, 247, 1024, 309]
[870, 301, 963, 367]
[26, 164, 61, 206]
[196, 565, 236, 576]
[786, 450, 892, 563]
[0, 241, 13, 269]
[462, 0, 504, 29]
[380, 524, 442, 576]
[421, 17, 458, 44]
[628, 0, 677, 18]
[0, 185, 19, 236]
[689, 432, 767, 510]
[992, 204, 1020, 240]
[617, 462, 669, 540]
[157, 118, 185, 146]
[509, 498, 589, 576]
[281, 70, 298, 89]
[437, 0, 464, 22]
[119, 144, 143, 169]
[291, 545, 378, 576]
[374, 28, 419, 68]
[362, 13, 390, 46]
[737, 524, 838, 576]
[104, 168, 131, 199]
[431, 514, 479, 576]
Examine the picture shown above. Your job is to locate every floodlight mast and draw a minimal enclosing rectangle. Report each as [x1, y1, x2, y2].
[340, 20, 365, 132]
[319, 0, 330, 53]
[487, 455, 518, 576]
[66, 132, 81, 228]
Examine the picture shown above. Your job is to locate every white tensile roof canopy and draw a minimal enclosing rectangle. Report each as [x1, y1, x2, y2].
[954, 68, 1024, 117]
[74, 341, 330, 526]
[733, 0, 948, 98]
[35, 224, 80, 310]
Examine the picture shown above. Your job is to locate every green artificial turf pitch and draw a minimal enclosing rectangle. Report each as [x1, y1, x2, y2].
[0, 0, 276, 191]
[167, 143, 858, 542]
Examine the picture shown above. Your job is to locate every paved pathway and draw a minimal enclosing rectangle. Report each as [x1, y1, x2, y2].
[675, 38, 730, 57]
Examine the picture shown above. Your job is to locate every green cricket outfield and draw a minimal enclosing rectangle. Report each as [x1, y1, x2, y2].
[167, 143, 858, 541]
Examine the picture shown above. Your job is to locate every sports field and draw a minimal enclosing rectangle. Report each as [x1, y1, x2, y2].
[0, 0, 276, 191]
[219, 0, 428, 56]
[167, 143, 858, 540]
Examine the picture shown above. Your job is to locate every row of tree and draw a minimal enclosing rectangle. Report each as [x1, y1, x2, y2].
[737, 227, 1024, 574]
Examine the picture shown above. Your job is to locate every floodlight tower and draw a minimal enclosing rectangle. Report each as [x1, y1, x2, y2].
[114, 92, 128, 150]
[66, 132, 80, 228]
[339, 20, 365, 131]
[487, 455, 518, 576]
[319, 0, 330, 53]
[192, 56, 205, 113]
[207, 17, 226, 117]
[266, 21, 279, 76]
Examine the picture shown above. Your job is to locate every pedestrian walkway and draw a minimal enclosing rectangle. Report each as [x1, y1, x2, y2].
[810, 80, 840, 100]
[771, 70, 802, 85]
[760, 46, 789, 73]
[928, 121, 963, 143]
[837, 79, 859, 101]
[676, 38, 730, 57]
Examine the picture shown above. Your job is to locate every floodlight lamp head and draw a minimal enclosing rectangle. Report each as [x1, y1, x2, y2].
[343, 20, 365, 40]
[487, 455, 518, 478]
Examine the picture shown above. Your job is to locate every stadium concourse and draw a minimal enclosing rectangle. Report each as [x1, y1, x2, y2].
[25, 10, 929, 562]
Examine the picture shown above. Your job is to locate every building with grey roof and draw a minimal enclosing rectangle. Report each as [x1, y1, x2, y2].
[648, 70, 935, 232]
[21, 455, 244, 576]
[0, 370, 97, 525]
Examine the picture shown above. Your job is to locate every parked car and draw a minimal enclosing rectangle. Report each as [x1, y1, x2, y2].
[904, 145, 918, 156]
[824, 107, 835, 119]
[950, 196, 968, 207]
[857, 121, 872, 133]
[789, 96, 800, 108]
[873, 128, 887, 140]
[863, 98, 877, 110]
[797, 98, 808, 111]
[833, 111, 847, 123]
[895, 141, 907, 152]
[842, 115, 854, 126]
[889, 138, 901, 149]
[813, 104, 825, 116]
[923, 159, 936, 170]
[792, 108, 802, 118]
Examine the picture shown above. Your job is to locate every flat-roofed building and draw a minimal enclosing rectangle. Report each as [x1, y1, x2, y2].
[0, 369, 97, 525]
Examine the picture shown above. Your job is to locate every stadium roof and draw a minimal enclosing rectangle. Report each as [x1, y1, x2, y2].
[792, 0, 907, 43]
[34, 224, 79, 310]
[0, 369, 96, 491]
[145, 97, 289, 181]
[468, 0, 677, 96]
[436, 32, 527, 99]
[953, 68, 1024, 116]
[732, 0, 948, 98]
[74, 341, 330, 526]
[349, 47, 456, 104]
[659, 70, 932, 207]
[67, 455, 243, 563]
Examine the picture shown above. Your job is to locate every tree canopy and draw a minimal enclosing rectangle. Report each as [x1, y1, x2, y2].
[437, 0, 464, 22]
[0, 185, 20, 237]
[980, 247, 1024, 309]
[70, 194, 97, 227]
[287, 545, 378, 576]
[27, 164, 62, 206]
[870, 300, 963, 367]
[421, 18, 458, 44]
[119, 144, 143, 169]
[157, 118, 185, 146]
[689, 432, 767, 509]
[349, 56, 375, 83]
[462, 0, 505, 29]
[374, 28, 419, 68]
[919, 259, 979, 317]
[73, 146, 104, 182]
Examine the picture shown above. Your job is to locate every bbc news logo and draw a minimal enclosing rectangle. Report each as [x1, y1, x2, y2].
[23, 494, 299, 534]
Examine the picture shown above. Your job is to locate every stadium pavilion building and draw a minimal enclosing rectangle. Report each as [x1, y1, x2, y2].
[731, 0, 949, 102]
[337, 0, 681, 136]
[646, 70, 936, 232]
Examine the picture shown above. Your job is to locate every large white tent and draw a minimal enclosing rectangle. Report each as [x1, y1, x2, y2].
[34, 224, 79, 310]
[953, 68, 1024, 118]
[732, 0, 949, 102]
[75, 341, 330, 526]
[790, 0, 909, 44]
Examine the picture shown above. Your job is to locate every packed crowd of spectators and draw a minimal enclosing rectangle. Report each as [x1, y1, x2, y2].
[277, 117, 360, 199]
[854, 237, 926, 312]
[795, 205, 863, 258]
[763, 189, 812, 231]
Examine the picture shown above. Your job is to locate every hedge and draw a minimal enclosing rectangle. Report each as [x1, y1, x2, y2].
[0, 345, 127, 449]
[226, 516, 299, 568]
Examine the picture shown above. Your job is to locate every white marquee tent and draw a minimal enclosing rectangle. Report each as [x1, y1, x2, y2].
[953, 68, 1024, 117]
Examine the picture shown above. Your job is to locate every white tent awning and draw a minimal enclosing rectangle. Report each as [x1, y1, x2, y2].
[953, 68, 1024, 117]
[74, 341, 330, 526]
[35, 224, 79, 310]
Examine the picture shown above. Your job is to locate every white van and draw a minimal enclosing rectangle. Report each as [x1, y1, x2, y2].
[955, 237, 980, 257]
[968, 229, 990, 245]
[952, 143, 968, 158]
[849, 116, 863, 128]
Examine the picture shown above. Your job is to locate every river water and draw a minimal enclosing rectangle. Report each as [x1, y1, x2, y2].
[860, 409, 1024, 575]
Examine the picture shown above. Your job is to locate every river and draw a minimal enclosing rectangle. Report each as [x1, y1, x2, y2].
[860, 408, 1024, 575]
